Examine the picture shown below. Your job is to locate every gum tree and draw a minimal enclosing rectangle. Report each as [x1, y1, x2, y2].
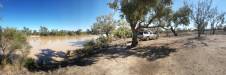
[92, 14, 115, 38]
[109, 0, 172, 47]
[191, 0, 213, 38]
[209, 8, 225, 34]
[171, 4, 192, 36]
[39, 26, 49, 36]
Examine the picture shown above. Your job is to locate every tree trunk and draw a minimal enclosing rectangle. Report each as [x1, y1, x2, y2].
[197, 24, 202, 38]
[131, 27, 138, 47]
[170, 27, 178, 36]
[211, 24, 214, 34]
[198, 28, 201, 38]
[106, 32, 109, 38]
[212, 28, 216, 34]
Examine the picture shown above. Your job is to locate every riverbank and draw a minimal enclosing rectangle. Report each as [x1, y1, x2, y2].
[27, 35, 99, 59]
[2, 35, 226, 75]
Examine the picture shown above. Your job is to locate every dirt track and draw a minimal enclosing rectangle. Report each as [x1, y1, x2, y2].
[59, 35, 226, 75]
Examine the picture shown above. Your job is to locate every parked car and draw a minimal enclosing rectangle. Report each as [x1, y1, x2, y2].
[137, 31, 158, 40]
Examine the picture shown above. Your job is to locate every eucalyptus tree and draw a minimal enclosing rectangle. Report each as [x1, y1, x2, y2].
[92, 14, 115, 38]
[75, 29, 82, 35]
[191, 0, 214, 38]
[22, 27, 32, 35]
[171, 3, 192, 36]
[39, 26, 49, 36]
[109, 0, 172, 47]
[209, 8, 225, 34]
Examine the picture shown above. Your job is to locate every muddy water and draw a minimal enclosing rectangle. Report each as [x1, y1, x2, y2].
[27, 35, 98, 58]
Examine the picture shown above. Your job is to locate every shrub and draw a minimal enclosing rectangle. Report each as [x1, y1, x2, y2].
[23, 58, 38, 71]
[113, 26, 132, 38]
[95, 36, 110, 48]
[84, 40, 96, 50]
[76, 36, 111, 57]
[0, 28, 30, 65]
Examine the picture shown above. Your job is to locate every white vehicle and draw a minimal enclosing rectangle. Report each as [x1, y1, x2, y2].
[137, 31, 158, 40]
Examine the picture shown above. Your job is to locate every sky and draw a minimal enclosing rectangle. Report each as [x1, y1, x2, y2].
[0, 0, 225, 31]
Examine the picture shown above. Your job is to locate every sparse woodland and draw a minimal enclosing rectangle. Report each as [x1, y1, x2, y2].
[0, 0, 226, 75]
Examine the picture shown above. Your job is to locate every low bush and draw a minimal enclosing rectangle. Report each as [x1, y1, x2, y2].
[23, 58, 38, 71]
[0, 28, 30, 65]
[76, 36, 111, 57]
[112, 26, 132, 38]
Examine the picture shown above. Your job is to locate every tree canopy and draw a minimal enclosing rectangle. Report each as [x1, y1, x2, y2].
[91, 14, 115, 37]
[109, 0, 173, 47]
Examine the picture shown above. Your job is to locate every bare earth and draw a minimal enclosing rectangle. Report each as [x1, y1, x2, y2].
[3, 35, 226, 75]
[54, 35, 226, 75]
[27, 35, 98, 59]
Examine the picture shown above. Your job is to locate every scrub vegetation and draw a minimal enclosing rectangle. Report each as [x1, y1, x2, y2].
[1, 0, 226, 75]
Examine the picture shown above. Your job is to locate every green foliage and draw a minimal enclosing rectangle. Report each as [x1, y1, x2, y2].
[79, 36, 111, 56]
[0, 28, 30, 65]
[36, 26, 86, 36]
[95, 36, 110, 48]
[39, 26, 49, 36]
[162, 2, 191, 36]
[23, 58, 38, 70]
[113, 26, 132, 38]
[92, 14, 115, 37]
[173, 4, 191, 27]
[32, 30, 39, 35]
[113, 19, 132, 38]
[1, 28, 28, 50]
[86, 29, 92, 34]
[75, 29, 82, 35]
[109, 0, 159, 23]
[109, 0, 173, 47]
[84, 36, 109, 50]
[83, 40, 96, 50]
[22, 27, 32, 35]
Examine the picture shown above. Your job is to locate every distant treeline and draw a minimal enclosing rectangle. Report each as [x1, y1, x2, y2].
[22, 26, 92, 36]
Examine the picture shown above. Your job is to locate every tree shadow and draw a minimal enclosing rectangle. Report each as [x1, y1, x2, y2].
[29, 49, 96, 71]
[28, 45, 176, 71]
[97, 45, 176, 61]
[133, 46, 176, 61]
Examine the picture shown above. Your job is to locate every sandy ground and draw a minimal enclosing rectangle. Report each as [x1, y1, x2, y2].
[56, 35, 226, 75]
[27, 35, 98, 59]
[1, 34, 226, 75]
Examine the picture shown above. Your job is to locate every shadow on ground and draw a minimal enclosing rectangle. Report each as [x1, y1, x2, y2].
[99, 45, 176, 61]
[28, 45, 176, 71]
[28, 49, 96, 71]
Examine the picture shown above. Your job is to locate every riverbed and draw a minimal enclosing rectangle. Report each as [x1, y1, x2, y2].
[27, 35, 98, 58]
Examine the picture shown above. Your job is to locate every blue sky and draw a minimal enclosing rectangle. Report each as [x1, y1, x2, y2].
[0, 0, 225, 31]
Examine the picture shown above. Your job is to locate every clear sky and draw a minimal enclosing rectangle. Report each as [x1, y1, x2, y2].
[0, 0, 225, 31]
